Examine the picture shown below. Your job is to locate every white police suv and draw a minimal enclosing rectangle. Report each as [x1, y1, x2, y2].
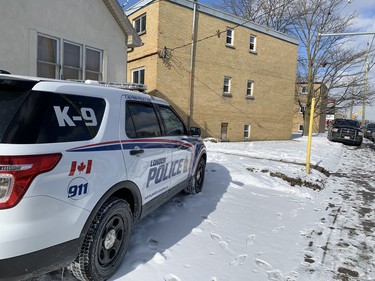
[0, 74, 206, 281]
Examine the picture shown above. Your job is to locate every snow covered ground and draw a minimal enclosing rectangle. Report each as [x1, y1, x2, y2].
[31, 135, 375, 281]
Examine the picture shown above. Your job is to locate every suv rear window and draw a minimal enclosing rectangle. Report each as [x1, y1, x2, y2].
[1, 86, 105, 144]
[334, 119, 360, 128]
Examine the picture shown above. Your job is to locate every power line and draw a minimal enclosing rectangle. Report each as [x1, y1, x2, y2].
[172, 0, 292, 51]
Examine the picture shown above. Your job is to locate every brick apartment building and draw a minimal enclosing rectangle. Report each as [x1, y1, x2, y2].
[126, 0, 299, 141]
[293, 82, 328, 134]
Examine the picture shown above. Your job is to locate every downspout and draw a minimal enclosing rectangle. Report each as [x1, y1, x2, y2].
[188, 0, 198, 128]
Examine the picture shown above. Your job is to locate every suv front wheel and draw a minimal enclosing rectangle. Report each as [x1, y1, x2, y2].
[185, 157, 206, 194]
[69, 198, 133, 281]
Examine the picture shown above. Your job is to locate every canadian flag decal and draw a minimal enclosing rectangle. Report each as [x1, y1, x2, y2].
[69, 160, 92, 176]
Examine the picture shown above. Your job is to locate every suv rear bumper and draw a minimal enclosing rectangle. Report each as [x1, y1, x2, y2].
[0, 239, 80, 281]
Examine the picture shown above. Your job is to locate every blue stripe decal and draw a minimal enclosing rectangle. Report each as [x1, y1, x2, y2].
[67, 141, 194, 152]
[67, 143, 122, 152]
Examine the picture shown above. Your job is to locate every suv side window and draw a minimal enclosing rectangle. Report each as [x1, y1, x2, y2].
[159, 105, 187, 136]
[2, 91, 105, 144]
[126, 101, 162, 138]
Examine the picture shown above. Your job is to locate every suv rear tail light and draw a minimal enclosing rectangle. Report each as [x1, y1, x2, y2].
[0, 153, 62, 209]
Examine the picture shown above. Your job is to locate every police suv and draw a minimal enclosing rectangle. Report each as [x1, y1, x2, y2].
[0, 74, 207, 281]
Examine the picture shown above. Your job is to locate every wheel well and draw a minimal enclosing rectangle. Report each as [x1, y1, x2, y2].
[80, 181, 142, 241]
[111, 188, 136, 217]
[108, 181, 142, 222]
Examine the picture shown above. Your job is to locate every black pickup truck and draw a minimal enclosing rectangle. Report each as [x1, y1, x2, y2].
[327, 118, 363, 146]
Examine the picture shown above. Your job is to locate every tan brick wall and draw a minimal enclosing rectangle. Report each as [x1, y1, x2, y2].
[128, 1, 298, 141]
[293, 83, 327, 134]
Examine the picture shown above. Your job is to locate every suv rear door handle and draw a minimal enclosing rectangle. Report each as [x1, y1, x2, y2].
[130, 146, 144, 156]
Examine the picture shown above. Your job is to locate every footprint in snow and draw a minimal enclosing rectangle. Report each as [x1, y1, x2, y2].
[255, 259, 284, 281]
[266, 269, 283, 281]
[230, 254, 248, 266]
[255, 258, 273, 270]
[210, 232, 232, 252]
[246, 234, 256, 245]
[148, 238, 158, 250]
[164, 273, 181, 281]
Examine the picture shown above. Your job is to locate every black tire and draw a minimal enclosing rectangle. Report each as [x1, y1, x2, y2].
[185, 157, 206, 194]
[69, 198, 133, 281]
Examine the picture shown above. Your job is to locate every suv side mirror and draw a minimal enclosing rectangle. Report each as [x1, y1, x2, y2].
[190, 127, 201, 137]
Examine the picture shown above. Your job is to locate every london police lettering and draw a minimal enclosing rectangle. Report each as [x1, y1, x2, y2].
[147, 157, 188, 188]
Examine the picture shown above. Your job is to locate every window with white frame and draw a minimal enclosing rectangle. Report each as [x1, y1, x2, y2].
[63, 41, 82, 80]
[133, 13, 147, 34]
[85, 47, 102, 81]
[246, 80, 254, 97]
[132, 67, 145, 84]
[37, 33, 103, 80]
[37, 35, 60, 79]
[300, 106, 306, 113]
[249, 35, 257, 52]
[223, 76, 231, 95]
[244, 124, 251, 139]
[226, 28, 234, 46]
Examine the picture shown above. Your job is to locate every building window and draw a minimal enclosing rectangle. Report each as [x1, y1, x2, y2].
[226, 28, 234, 46]
[223, 76, 231, 95]
[63, 41, 82, 80]
[221, 123, 228, 139]
[133, 14, 147, 34]
[85, 47, 102, 80]
[300, 106, 306, 113]
[244, 124, 251, 139]
[249, 35, 257, 52]
[37, 34, 103, 80]
[299, 124, 304, 131]
[37, 35, 60, 79]
[132, 67, 145, 84]
[246, 80, 254, 98]
[301, 86, 308, 94]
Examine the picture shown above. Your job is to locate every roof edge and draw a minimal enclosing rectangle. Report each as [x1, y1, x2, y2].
[126, 0, 298, 45]
[103, 0, 143, 48]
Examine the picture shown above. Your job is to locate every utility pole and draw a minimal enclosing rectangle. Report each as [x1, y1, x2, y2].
[318, 31, 375, 125]
[188, 0, 198, 128]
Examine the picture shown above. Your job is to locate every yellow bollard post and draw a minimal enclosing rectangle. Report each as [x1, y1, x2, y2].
[306, 98, 315, 174]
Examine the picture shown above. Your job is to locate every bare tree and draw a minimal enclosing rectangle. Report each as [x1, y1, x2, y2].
[221, 0, 296, 33]
[221, 0, 374, 134]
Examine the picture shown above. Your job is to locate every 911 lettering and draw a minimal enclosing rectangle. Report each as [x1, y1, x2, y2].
[54, 106, 97, 127]
[146, 158, 187, 188]
[67, 177, 89, 200]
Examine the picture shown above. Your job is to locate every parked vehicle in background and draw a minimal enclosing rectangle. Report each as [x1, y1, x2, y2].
[327, 118, 363, 146]
[0, 74, 207, 281]
[364, 123, 375, 141]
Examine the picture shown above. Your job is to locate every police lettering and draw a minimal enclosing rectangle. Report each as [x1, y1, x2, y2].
[147, 159, 184, 188]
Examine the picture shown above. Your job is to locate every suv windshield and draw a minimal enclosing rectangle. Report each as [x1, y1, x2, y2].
[1, 81, 105, 144]
[334, 119, 360, 128]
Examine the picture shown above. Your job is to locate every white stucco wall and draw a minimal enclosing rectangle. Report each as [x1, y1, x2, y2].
[0, 0, 128, 82]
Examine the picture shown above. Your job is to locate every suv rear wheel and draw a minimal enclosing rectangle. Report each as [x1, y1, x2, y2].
[69, 198, 133, 281]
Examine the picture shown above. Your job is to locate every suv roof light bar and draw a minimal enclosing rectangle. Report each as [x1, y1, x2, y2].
[69, 79, 147, 92]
